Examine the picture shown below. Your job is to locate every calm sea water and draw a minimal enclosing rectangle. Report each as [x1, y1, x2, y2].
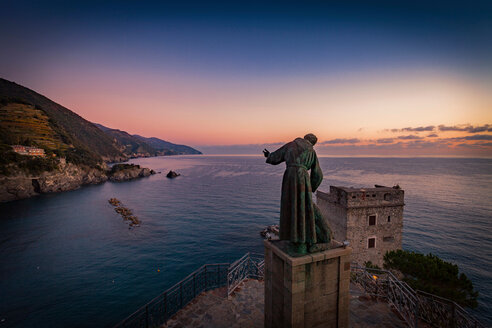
[0, 156, 491, 327]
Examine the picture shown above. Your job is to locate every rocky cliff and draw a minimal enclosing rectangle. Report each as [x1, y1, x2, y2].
[108, 165, 155, 182]
[0, 162, 155, 202]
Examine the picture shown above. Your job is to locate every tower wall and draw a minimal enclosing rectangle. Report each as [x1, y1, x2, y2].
[316, 186, 404, 268]
[317, 191, 347, 242]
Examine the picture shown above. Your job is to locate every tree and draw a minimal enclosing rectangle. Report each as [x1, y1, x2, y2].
[384, 250, 478, 308]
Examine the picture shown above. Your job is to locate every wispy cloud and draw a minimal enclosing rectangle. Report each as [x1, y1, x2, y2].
[389, 126, 435, 133]
[321, 138, 361, 144]
[448, 134, 492, 141]
[438, 124, 492, 133]
[427, 133, 438, 137]
[376, 138, 394, 144]
[397, 135, 424, 140]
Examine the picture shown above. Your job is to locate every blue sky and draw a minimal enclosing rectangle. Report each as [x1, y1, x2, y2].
[0, 1, 491, 155]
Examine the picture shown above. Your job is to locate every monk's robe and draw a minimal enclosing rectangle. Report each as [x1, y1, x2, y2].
[266, 137, 323, 245]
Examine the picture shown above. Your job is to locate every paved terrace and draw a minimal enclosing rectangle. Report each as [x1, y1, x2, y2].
[163, 279, 408, 328]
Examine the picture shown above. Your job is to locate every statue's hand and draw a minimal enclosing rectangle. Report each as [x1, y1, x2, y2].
[263, 149, 270, 158]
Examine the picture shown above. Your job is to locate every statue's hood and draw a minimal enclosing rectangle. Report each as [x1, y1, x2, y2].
[294, 137, 313, 150]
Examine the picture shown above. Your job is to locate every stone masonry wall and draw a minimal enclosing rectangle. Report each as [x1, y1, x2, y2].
[347, 206, 403, 267]
[316, 191, 347, 242]
[316, 186, 404, 268]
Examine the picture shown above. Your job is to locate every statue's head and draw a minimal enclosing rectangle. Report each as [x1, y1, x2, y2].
[304, 133, 318, 146]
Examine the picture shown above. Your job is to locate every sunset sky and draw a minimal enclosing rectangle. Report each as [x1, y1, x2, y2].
[1, 1, 491, 156]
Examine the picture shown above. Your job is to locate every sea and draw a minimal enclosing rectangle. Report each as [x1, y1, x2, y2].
[0, 155, 491, 327]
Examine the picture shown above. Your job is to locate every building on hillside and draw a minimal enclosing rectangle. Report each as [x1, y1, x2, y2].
[11, 145, 45, 157]
[316, 185, 404, 267]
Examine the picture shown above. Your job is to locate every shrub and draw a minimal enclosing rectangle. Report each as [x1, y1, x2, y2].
[110, 163, 140, 174]
[384, 250, 478, 308]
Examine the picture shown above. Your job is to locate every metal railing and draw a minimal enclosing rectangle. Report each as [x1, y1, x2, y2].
[114, 255, 484, 328]
[227, 252, 264, 296]
[416, 290, 484, 328]
[350, 265, 485, 328]
[114, 263, 229, 328]
[114, 253, 264, 328]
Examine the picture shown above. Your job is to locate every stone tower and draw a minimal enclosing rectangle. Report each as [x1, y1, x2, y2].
[316, 186, 404, 267]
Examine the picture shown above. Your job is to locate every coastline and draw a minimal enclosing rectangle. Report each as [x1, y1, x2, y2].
[0, 161, 155, 203]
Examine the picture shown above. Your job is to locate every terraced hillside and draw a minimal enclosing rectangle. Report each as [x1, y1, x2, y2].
[0, 102, 69, 151]
[0, 78, 123, 162]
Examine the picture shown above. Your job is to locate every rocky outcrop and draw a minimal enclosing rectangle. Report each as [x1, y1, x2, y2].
[0, 162, 108, 202]
[166, 170, 180, 178]
[108, 164, 155, 182]
[0, 162, 155, 202]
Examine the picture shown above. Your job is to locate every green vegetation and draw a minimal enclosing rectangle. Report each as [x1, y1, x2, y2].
[110, 163, 140, 174]
[384, 250, 478, 308]
[0, 144, 58, 176]
[0, 78, 122, 161]
[363, 261, 381, 270]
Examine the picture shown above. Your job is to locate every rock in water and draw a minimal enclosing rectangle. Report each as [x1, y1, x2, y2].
[166, 170, 180, 178]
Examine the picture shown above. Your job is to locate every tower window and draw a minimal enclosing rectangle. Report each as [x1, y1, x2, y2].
[387, 216, 391, 222]
[368, 238, 376, 248]
[384, 193, 391, 201]
[383, 236, 394, 242]
[368, 215, 376, 226]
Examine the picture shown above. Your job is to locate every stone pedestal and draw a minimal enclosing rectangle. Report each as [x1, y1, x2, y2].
[264, 240, 352, 328]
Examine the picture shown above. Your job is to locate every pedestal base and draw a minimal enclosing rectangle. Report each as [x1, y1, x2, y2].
[264, 240, 352, 328]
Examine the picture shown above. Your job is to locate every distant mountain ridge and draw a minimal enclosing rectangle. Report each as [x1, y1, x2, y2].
[134, 135, 202, 155]
[94, 124, 202, 156]
[0, 78, 201, 166]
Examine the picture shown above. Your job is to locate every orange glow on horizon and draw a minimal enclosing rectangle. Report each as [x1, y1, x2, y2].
[25, 68, 492, 155]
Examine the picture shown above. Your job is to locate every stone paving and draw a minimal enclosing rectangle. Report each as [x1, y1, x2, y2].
[163, 279, 408, 328]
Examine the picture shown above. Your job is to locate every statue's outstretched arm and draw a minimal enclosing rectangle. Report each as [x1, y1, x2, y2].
[266, 144, 287, 165]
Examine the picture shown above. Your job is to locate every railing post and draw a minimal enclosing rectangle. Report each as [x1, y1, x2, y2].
[414, 295, 419, 328]
[375, 278, 379, 298]
[451, 302, 456, 328]
[217, 265, 219, 286]
[193, 272, 196, 297]
[163, 292, 167, 322]
[248, 253, 251, 279]
[180, 283, 183, 308]
[387, 277, 390, 300]
[205, 266, 208, 290]
[145, 305, 149, 328]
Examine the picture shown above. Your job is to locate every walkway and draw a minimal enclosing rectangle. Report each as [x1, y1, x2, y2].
[162, 279, 408, 328]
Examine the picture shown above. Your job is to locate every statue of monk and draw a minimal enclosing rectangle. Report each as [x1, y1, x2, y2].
[264, 133, 331, 254]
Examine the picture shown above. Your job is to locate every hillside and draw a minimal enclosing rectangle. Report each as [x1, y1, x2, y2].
[93, 123, 157, 156]
[0, 78, 123, 162]
[0, 78, 202, 171]
[94, 123, 202, 156]
[0, 102, 67, 150]
[134, 135, 202, 155]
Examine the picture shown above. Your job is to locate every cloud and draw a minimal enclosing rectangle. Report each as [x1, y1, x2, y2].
[389, 126, 435, 133]
[197, 142, 285, 154]
[460, 135, 492, 141]
[397, 135, 424, 140]
[427, 133, 438, 137]
[321, 138, 360, 144]
[376, 138, 394, 144]
[438, 124, 492, 133]
[447, 134, 492, 141]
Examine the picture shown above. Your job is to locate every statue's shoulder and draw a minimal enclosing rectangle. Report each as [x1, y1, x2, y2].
[294, 138, 313, 150]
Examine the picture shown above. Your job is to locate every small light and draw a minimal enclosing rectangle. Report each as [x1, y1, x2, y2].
[372, 275, 378, 280]
[343, 240, 350, 248]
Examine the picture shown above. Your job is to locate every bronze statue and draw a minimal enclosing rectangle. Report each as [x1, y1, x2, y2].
[264, 133, 331, 254]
